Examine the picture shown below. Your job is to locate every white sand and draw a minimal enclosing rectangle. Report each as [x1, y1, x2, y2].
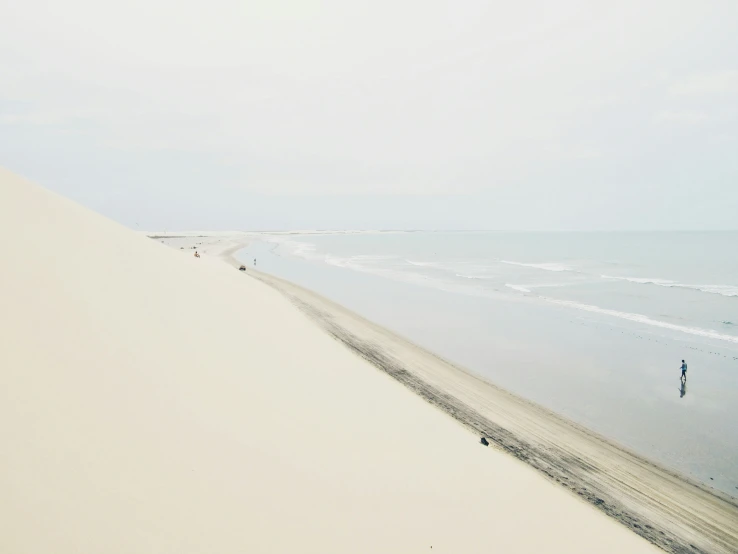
[0, 167, 659, 553]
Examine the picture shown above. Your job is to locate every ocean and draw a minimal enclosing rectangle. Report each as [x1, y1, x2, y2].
[236, 231, 738, 496]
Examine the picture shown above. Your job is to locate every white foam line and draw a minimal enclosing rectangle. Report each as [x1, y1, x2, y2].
[501, 260, 572, 272]
[506, 284, 531, 293]
[542, 296, 738, 344]
[601, 275, 674, 285]
[681, 284, 738, 297]
[602, 275, 738, 298]
[457, 274, 496, 280]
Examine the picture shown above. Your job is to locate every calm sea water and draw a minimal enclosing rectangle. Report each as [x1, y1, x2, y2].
[236, 231, 738, 496]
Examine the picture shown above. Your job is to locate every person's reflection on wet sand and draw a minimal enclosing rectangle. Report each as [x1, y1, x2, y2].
[680, 380, 687, 398]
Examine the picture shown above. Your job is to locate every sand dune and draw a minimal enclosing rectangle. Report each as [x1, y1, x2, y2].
[0, 167, 659, 552]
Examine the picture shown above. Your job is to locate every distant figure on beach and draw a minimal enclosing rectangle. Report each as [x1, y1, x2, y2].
[680, 359, 687, 382]
[194, 251, 200, 258]
[254, 258, 256, 266]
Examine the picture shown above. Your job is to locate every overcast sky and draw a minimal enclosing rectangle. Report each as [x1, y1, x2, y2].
[1, 0, 737, 230]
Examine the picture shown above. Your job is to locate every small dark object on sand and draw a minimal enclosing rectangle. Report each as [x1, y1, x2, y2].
[239, 265, 246, 271]
[480, 437, 489, 446]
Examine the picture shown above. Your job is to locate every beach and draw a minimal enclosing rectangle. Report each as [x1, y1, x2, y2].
[232, 231, 738, 496]
[2, 167, 736, 553]
[201, 234, 738, 553]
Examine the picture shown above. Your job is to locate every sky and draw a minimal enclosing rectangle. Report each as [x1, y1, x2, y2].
[1, 0, 737, 231]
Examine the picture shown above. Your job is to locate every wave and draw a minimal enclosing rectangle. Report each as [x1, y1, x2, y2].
[457, 274, 496, 280]
[674, 284, 738, 297]
[258, 229, 406, 236]
[406, 260, 501, 281]
[506, 284, 531, 293]
[500, 260, 573, 272]
[601, 275, 674, 285]
[269, 238, 320, 260]
[329, 261, 489, 297]
[602, 275, 738, 298]
[540, 296, 738, 344]
[268, 246, 475, 296]
[505, 282, 573, 292]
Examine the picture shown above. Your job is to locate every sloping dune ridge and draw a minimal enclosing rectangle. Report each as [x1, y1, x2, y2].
[1, 167, 661, 553]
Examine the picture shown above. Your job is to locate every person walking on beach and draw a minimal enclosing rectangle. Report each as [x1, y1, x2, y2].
[680, 359, 688, 382]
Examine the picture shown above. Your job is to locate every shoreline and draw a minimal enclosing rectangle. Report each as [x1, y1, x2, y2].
[207, 238, 738, 554]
